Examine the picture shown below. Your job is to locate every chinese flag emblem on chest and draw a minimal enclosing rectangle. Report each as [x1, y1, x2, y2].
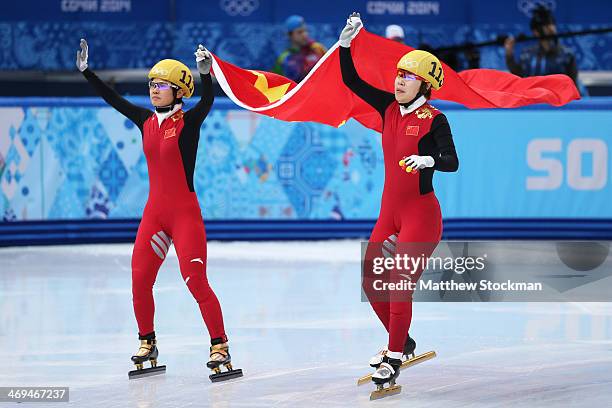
[164, 128, 176, 139]
[405, 125, 419, 136]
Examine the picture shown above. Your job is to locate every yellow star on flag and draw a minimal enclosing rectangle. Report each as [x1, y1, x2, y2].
[249, 70, 291, 103]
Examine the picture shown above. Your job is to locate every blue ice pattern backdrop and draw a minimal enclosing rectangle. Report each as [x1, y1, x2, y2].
[0, 98, 611, 221]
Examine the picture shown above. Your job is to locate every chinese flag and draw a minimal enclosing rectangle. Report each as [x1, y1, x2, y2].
[211, 29, 580, 133]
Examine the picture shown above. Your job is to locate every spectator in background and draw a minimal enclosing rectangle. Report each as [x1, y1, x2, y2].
[385, 24, 405, 43]
[273, 15, 327, 82]
[505, 5, 584, 93]
[386, 24, 479, 71]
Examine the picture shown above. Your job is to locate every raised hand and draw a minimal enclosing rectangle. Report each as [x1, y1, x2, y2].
[76, 38, 89, 72]
[339, 12, 363, 48]
[194, 44, 212, 75]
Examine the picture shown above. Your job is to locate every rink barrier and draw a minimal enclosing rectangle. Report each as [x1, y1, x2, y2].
[1, 219, 612, 246]
[2, 96, 612, 234]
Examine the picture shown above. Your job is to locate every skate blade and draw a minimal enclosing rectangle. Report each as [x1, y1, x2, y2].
[128, 365, 166, 379]
[370, 384, 401, 400]
[209, 368, 243, 383]
[357, 351, 436, 386]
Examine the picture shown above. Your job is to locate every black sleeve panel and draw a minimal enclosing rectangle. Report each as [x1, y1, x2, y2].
[417, 113, 459, 195]
[429, 114, 459, 172]
[82, 68, 152, 130]
[183, 73, 214, 127]
[339, 46, 395, 118]
[177, 122, 199, 192]
[179, 74, 214, 193]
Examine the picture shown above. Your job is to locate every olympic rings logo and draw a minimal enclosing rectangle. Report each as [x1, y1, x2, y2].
[517, 0, 556, 17]
[219, 0, 259, 17]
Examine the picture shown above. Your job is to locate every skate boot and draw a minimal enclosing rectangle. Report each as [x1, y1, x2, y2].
[370, 355, 402, 400]
[128, 332, 166, 379]
[403, 335, 416, 359]
[206, 340, 243, 382]
[369, 334, 416, 368]
[368, 346, 387, 368]
[357, 335, 436, 392]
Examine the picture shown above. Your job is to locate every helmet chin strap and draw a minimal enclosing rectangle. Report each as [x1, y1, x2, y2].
[399, 92, 424, 108]
[154, 103, 175, 113]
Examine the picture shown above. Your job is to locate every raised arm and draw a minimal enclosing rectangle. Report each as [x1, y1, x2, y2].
[77, 39, 151, 130]
[339, 13, 395, 118]
[184, 45, 214, 126]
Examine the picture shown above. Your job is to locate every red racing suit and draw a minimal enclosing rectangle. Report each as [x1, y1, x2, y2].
[83, 69, 227, 343]
[340, 46, 459, 353]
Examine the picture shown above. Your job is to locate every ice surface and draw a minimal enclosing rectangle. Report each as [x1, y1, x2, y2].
[1, 241, 611, 407]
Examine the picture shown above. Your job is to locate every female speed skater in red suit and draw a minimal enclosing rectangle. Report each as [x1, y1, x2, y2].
[339, 13, 459, 388]
[77, 39, 241, 381]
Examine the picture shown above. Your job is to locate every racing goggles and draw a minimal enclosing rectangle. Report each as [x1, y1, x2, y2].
[148, 80, 180, 91]
[396, 70, 425, 82]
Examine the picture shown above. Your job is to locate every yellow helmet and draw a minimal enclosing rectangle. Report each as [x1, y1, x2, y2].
[396, 50, 444, 90]
[148, 59, 195, 98]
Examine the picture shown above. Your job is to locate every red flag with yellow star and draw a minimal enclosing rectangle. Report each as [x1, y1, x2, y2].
[211, 29, 579, 133]
[212, 60, 297, 107]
